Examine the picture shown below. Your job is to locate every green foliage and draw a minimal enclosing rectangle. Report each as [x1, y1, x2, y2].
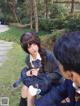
[40, 29, 64, 50]
[39, 18, 65, 32]
[37, 0, 45, 17]
[64, 13, 80, 31]
[0, 1, 16, 23]
[39, 19, 51, 32]
[17, 1, 29, 24]
[39, 4, 69, 32]
[39, 12, 80, 32]
[0, 0, 80, 33]
[0, 0, 11, 21]
[49, 4, 69, 19]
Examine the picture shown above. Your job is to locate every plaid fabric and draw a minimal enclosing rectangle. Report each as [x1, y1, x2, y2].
[32, 59, 42, 69]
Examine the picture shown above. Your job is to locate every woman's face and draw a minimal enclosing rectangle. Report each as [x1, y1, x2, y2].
[28, 43, 39, 56]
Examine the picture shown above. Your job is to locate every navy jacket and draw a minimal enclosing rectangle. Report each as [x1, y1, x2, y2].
[35, 80, 80, 106]
[21, 50, 63, 94]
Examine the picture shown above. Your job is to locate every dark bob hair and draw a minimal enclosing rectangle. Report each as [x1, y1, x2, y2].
[20, 32, 41, 53]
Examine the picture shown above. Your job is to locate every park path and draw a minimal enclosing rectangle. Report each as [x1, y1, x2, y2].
[0, 25, 13, 66]
[0, 25, 9, 32]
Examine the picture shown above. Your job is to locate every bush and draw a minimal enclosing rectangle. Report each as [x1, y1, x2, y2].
[64, 13, 80, 31]
[49, 4, 69, 19]
[40, 29, 64, 50]
[39, 18, 54, 32]
[39, 18, 65, 32]
[39, 4, 69, 32]
[39, 13, 80, 32]
[21, 17, 30, 24]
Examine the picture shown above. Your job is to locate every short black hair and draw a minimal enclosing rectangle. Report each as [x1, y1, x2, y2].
[53, 32, 80, 74]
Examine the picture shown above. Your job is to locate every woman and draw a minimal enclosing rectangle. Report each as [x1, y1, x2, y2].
[19, 32, 63, 106]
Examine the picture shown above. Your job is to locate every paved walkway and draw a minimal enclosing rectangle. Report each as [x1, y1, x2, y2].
[0, 25, 9, 33]
[0, 25, 13, 66]
[0, 40, 13, 66]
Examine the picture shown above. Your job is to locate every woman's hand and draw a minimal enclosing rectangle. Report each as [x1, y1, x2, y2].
[31, 68, 39, 76]
[26, 69, 33, 76]
[26, 69, 39, 76]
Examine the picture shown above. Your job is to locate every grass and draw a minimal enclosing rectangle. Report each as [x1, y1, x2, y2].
[0, 26, 49, 106]
[0, 26, 48, 43]
[0, 43, 26, 106]
[0, 26, 28, 105]
[0, 26, 32, 43]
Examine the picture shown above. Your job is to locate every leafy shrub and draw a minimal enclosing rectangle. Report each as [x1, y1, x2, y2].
[49, 4, 69, 19]
[39, 13, 80, 32]
[64, 13, 80, 31]
[39, 3, 69, 32]
[40, 29, 64, 50]
[39, 18, 65, 32]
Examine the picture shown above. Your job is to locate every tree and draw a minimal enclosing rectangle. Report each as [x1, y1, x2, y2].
[44, 0, 48, 19]
[71, 0, 75, 14]
[33, 0, 39, 32]
[28, 0, 33, 29]
[7, 0, 20, 22]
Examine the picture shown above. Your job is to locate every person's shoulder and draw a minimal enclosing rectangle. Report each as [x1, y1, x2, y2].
[46, 50, 59, 65]
[45, 50, 53, 56]
[46, 50, 56, 60]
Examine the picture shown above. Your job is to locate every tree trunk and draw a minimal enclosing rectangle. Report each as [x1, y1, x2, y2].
[29, 0, 33, 29]
[45, 0, 48, 19]
[26, 0, 33, 29]
[7, 0, 20, 23]
[71, 0, 75, 14]
[33, 0, 39, 32]
[11, 6, 19, 23]
[30, 13, 33, 29]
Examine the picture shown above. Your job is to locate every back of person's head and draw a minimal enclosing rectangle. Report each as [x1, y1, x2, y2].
[53, 32, 80, 74]
[20, 32, 41, 53]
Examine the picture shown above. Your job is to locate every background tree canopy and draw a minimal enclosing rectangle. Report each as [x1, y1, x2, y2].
[0, 0, 80, 32]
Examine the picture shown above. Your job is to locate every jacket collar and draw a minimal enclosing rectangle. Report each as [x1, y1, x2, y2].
[30, 52, 41, 62]
[73, 82, 80, 94]
[30, 52, 41, 68]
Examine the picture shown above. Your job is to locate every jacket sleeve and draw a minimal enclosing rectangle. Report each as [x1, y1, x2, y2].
[21, 67, 29, 83]
[35, 81, 67, 106]
[46, 68, 64, 85]
[35, 80, 75, 106]
[36, 70, 64, 94]
[43, 51, 64, 86]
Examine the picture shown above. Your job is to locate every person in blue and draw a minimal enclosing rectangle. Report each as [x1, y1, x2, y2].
[35, 32, 80, 106]
[13, 32, 63, 106]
